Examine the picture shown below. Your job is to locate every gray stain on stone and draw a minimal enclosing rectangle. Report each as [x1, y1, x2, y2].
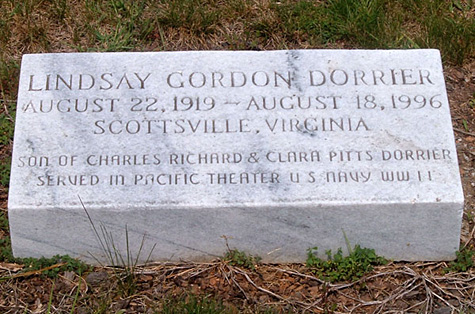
[286, 50, 303, 93]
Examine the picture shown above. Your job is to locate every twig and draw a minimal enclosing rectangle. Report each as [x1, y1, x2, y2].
[219, 263, 233, 286]
[276, 267, 416, 291]
[424, 275, 461, 302]
[454, 128, 475, 137]
[404, 299, 430, 313]
[228, 268, 251, 300]
[275, 268, 329, 285]
[421, 276, 434, 314]
[186, 264, 218, 279]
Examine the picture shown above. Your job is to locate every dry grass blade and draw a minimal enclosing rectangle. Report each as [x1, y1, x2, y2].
[276, 267, 329, 285]
[0, 262, 22, 272]
[233, 266, 287, 301]
[274, 263, 475, 313]
[372, 278, 422, 313]
[226, 265, 251, 300]
[454, 127, 475, 137]
[0, 262, 66, 281]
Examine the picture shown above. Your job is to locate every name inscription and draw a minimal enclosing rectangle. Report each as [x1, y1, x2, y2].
[11, 50, 459, 206]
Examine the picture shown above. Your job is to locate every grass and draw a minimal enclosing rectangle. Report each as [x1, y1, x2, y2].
[82, 0, 155, 51]
[399, 0, 474, 65]
[0, 157, 11, 188]
[161, 294, 229, 314]
[0, 57, 18, 190]
[161, 293, 284, 313]
[156, 0, 221, 35]
[273, 0, 474, 61]
[320, 0, 389, 47]
[81, 197, 156, 297]
[0, 59, 18, 146]
[0, 0, 472, 62]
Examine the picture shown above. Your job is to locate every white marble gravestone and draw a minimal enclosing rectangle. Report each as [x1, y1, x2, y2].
[9, 50, 464, 263]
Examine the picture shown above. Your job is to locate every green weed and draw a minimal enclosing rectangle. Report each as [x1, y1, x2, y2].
[306, 245, 387, 283]
[444, 248, 474, 273]
[222, 236, 261, 270]
[223, 248, 261, 270]
[463, 119, 469, 132]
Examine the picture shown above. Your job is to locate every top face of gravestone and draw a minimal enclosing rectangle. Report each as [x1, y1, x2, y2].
[9, 49, 463, 209]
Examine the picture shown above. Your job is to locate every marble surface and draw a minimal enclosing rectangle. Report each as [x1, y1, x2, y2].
[9, 50, 464, 263]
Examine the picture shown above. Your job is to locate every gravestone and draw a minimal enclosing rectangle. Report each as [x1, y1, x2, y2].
[9, 50, 464, 263]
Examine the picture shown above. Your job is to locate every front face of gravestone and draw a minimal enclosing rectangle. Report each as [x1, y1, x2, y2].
[8, 50, 464, 263]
